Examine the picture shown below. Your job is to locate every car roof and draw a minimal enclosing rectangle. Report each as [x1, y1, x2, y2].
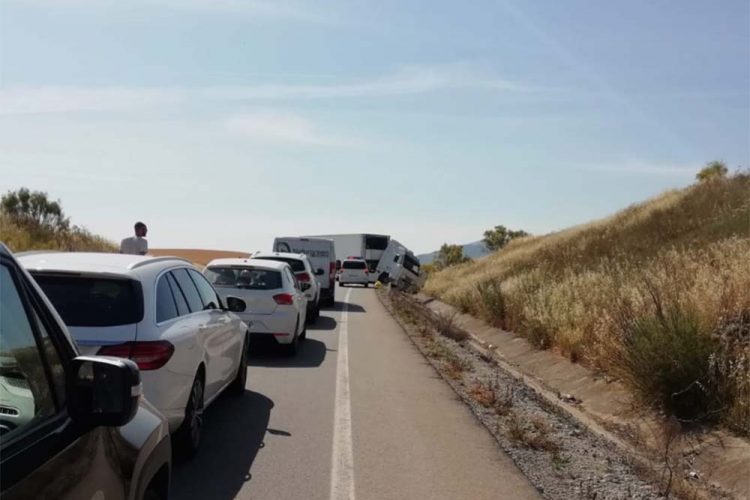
[206, 258, 289, 270]
[253, 251, 307, 261]
[275, 236, 333, 244]
[17, 251, 193, 276]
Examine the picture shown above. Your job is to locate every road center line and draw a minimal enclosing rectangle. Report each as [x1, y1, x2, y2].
[330, 287, 355, 500]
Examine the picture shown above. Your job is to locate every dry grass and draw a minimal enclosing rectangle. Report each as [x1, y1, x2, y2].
[505, 410, 561, 453]
[0, 214, 117, 253]
[469, 380, 498, 408]
[425, 174, 750, 435]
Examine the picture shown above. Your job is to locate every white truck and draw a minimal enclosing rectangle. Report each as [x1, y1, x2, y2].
[374, 239, 425, 292]
[273, 237, 337, 306]
[307, 233, 390, 283]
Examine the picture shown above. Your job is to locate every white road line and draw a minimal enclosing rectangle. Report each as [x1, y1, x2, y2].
[330, 287, 355, 500]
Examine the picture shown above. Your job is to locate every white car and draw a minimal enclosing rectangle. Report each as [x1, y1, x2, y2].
[339, 258, 370, 287]
[19, 252, 250, 458]
[204, 258, 308, 355]
[252, 252, 321, 322]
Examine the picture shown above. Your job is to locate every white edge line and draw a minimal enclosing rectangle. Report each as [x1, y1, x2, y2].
[330, 287, 355, 500]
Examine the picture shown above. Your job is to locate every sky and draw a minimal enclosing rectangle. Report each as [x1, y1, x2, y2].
[1, 0, 748, 255]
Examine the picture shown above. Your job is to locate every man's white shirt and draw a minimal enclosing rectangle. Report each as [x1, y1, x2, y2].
[120, 236, 148, 255]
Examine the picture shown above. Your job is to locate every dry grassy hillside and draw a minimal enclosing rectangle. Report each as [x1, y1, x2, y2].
[149, 248, 249, 267]
[0, 214, 117, 253]
[425, 174, 750, 435]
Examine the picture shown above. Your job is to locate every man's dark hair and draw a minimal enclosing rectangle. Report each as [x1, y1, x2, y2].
[134, 221, 147, 230]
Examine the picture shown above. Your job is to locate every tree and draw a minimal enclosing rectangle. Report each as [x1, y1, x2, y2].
[1, 188, 69, 231]
[696, 161, 728, 183]
[482, 225, 529, 252]
[435, 243, 470, 269]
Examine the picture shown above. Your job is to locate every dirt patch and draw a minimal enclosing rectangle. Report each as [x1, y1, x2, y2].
[150, 248, 249, 267]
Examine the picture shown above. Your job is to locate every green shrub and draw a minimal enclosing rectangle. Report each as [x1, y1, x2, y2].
[618, 307, 721, 422]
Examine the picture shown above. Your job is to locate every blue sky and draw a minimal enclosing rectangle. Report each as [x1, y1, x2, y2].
[1, 0, 748, 254]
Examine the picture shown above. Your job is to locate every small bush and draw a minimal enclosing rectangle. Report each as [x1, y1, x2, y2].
[617, 306, 721, 422]
[431, 311, 468, 341]
[476, 278, 506, 327]
[469, 380, 497, 408]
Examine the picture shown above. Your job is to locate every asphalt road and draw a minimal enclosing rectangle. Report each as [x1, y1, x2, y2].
[172, 286, 540, 500]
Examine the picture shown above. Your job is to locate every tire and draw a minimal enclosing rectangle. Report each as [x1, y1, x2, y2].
[175, 373, 204, 459]
[229, 334, 248, 397]
[285, 319, 300, 356]
[143, 489, 161, 500]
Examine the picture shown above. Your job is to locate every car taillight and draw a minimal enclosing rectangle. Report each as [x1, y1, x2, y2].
[98, 341, 175, 371]
[296, 272, 311, 282]
[273, 293, 294, 305]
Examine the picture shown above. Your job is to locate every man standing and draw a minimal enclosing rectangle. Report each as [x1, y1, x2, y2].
[120, 222, 148, 255]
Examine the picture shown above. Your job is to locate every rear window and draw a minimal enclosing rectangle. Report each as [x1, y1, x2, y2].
[32, 274, 143, 327]
[342, 260, 367, 270]
[255, 257, 305, 273]
[205, 267, 283, 290]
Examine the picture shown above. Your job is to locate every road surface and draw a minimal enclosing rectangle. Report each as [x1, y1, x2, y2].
[172, 286, 540, 500]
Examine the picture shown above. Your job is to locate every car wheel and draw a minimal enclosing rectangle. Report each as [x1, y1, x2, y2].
[176, 373, 204, 459]
[286, 320, 300, 356]
[229, 334, 249, 397]
[143, 489, 161, 500]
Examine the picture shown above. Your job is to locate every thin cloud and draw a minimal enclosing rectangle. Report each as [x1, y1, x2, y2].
[224, 112, 361, 147]
[5, 0, 333, 22]
[0, 65, 531, 115]
[0, 86, 184, 115]
[203, 65, 527, 101]
[576, 162, 697, 177]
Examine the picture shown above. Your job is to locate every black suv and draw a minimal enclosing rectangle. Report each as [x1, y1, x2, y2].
[0, 243, 171, 500]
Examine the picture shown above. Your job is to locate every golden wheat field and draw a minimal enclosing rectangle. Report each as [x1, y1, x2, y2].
[424, 174, 750, 435]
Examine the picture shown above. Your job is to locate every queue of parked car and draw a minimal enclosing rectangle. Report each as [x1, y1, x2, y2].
[0, 235, 357, 499]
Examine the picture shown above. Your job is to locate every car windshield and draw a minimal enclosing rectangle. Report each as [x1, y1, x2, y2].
[205, 266, 283, 290]
[342, 260, 367, 270]
[254, 257, 305, 273]
[31, 274, 143, 327]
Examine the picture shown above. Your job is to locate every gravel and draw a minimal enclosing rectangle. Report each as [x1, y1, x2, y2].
[380, 290, 672, 500]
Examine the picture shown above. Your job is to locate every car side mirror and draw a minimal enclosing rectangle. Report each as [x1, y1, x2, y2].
[315, 268, 325, 276]
[67, 356, 141, 428]
[335, 260, 341, 270]
[300, 282, 312, 291]
[226, 296, 247, 313]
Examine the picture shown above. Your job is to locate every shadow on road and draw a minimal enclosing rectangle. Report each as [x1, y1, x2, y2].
[248, 338, 327, 368]
[310, 314, 337, 331]
[329, 301, 366, 313]
[170, 390, 273, 500]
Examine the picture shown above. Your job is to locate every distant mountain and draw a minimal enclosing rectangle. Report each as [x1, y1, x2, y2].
[417, 240, 489, 265]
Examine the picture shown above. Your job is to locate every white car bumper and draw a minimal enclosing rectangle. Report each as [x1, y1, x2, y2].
[237, 310, 299, 345]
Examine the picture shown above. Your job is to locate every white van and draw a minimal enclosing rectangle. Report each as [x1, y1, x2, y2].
[375, 239, 424, 292]
[273, 237, 337, 306]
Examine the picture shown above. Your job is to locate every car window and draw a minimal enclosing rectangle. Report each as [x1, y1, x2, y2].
[170, 268, 204, 312]
[342, 260, 367, 270]
[32, 274, 143, 327]
[256, 257, 306, 273]
[205, 266, 283, 290]
[0, 264, 57, 443]
[156, 274, 178, 322]
[188, 269, 221, 310]
[286, 269, 300, 290]
[166, 273, 190, 316]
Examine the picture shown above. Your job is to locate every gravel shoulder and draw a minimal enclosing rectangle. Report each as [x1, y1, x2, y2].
[378, 288, 692, 500]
